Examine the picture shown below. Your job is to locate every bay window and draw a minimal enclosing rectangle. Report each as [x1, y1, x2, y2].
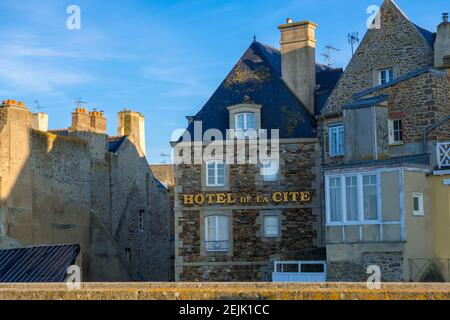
[329, 177, 342, 222]
[205, 215, 229, 252]
[345, 176, 359, 221]
[326, 173, 380, 225]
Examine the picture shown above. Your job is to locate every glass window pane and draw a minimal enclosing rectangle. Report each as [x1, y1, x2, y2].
[363, 175, 378, 220]
[217, 216, 228, 241]
[330, 177, 342, 222]
[264, 215, 279, 237]
[246, 113, 255, 130]
[236, 114, 245, 130]
[346, 176, 359, 221]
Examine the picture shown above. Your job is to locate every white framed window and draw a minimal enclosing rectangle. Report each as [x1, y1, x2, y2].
[388, 119, 404, 145]
[125, 248, 132, 262]
[329, 125, 345, 157]
[235, 112, 255, 139]
[138, 209, 145, 231]
[264, 215, 279, 238]
[412, 193, 424, 216]
[326, 172, 381, 225]
[345, 176, 359, 221]
[379, 68, 394, 85]
[262, 160, 279, 182]
[329, 177, 343, 222]
[206, 160, 226, 186]
[363, 174, 378, 221]
[204, 215, 229, 252]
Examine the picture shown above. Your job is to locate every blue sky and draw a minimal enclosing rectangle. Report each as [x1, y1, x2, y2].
[0, 0, 447, 163]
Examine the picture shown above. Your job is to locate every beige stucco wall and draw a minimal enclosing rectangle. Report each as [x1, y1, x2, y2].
[402, 171, 433, 279]
[431, 175, 450, 260]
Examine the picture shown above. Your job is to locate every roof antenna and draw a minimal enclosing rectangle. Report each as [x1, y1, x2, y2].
[253, 33, 256, 43]
[74, 97, 88, 109]
[34, 100, 47, 113]
[348, 32, 360, 56]
[320, 45, 340, 67]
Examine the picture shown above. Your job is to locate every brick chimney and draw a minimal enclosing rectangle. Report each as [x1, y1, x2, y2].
[71, 107, 90, 131]
[1, 99, 27, 109]
[118, 110, 146, 156]
[435, 13, 450, 69]
[89, 110, 106, 133]
[278, 19, 317, 114]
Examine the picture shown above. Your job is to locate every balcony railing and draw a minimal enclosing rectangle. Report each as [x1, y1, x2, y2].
[204, 240, 229, 252]
[437, 142, 450, 169]
[272, 261, 327, 282]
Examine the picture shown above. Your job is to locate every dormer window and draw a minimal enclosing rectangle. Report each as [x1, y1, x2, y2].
[379, 68, 394, 85]
[227, 104, 262, 140]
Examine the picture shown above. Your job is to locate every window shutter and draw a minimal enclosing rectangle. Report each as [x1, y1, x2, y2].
[388, 119, 394, 144]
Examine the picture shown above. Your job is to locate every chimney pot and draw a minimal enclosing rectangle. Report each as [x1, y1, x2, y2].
[443, 13, 449, 22]
[287, 18, 293, 24]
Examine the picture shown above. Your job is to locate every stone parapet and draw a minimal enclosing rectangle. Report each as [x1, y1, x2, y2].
[0, 283, 449, 300]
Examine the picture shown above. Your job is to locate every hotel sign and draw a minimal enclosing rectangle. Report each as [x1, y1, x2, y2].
[182, 191, 311, 206]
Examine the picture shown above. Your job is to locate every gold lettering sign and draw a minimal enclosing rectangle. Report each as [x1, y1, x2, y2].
[182, 192, 312, 206]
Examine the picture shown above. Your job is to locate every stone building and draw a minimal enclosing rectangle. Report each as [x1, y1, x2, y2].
[172, 20, 342, 281]
[0, 100, 171, 281]
[319, 0, 450, 281]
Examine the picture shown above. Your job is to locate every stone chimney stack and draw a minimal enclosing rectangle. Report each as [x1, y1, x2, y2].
[278, 19, 317, 115]
[32, 113, 48, 132]
[435, 13, 450, 69]
[118, 110, 146, 156]
[89, 110, 106, 134]
[71, 107, 90, 131]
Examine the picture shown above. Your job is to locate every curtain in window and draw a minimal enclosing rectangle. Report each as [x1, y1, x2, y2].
[264, 216, 279, 237]
[330, 177, 342, 222]
[205, 215, 229, 250]
[363, 175, 378, 220]
[346, 176, 358, 221]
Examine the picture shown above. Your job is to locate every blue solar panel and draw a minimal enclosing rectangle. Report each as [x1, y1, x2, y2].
[0, 244, 80, 283]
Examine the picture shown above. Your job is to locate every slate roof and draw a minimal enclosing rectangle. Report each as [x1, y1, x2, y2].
[413, 23, 436, 47]
[353, 67, 447, 100]
[108, 136, 127, 153]
[324, 153, 430, 170]
[343, 95, 389, 110]
[182, 41, 342, 140]
[0, 244, 80, 283]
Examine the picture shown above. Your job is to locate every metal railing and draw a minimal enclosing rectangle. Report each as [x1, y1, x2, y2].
[204, 241, 229, 252]
[409, 258, 450, 282]
[437, 142, 450, 169]
[272, 261, 327, 282]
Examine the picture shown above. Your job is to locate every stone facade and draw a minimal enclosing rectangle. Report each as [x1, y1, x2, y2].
[320, 0, 450, 282]
[174, 140, 324, 281]
[0, 100, 171, 281]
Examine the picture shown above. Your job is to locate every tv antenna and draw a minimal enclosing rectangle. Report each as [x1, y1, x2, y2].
[320, 45, 340, 67]
[160, 153, 171, 164]
[348, 32, 360, 56]
[34, 100, 47, 113]
[74, 97, 88, 108]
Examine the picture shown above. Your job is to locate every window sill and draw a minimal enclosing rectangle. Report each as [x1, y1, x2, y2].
[389, 142, 404, 146]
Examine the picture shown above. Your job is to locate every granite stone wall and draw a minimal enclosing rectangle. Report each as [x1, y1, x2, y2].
[175, 140, 325, 281]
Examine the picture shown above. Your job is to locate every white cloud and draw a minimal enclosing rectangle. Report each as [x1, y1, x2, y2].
[0, 58, 93, 93]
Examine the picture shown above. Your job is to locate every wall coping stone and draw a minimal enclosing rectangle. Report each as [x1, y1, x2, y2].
[0, 283, 449, 300]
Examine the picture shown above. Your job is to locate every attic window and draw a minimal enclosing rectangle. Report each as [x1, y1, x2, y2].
[379, 68, 394, 85]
